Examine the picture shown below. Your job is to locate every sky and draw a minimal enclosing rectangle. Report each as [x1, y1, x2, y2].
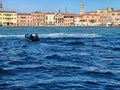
[2, 0, 120, 13]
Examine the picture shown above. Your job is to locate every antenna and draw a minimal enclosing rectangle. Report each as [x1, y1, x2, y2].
[65, 7, 68, 13]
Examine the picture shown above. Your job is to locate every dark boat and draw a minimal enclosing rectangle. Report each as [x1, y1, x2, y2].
[25, 33, 40, 41]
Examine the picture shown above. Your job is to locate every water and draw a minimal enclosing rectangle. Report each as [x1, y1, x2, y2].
[0, 27, 120, 90]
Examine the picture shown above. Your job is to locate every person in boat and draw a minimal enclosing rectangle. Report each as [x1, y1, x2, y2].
[29, 34, 34, 39]
[25, 33, 39, 41]
[29, 34, 39, 41]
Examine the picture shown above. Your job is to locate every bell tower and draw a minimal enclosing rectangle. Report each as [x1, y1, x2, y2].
[80, 2, 84, 15]
[0, 0, 3, 11]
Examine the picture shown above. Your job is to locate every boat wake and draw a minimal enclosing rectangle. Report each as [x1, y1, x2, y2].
[0, 33, 102, 38]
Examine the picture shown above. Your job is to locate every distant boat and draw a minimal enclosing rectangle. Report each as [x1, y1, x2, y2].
[25, 33, 40, 42]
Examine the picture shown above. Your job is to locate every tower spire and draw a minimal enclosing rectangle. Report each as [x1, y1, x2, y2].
[57, 8, 61, 13]
[0, 0, 3, 11]
[80, 2, 84, 15]
[65, 7, 68, 14]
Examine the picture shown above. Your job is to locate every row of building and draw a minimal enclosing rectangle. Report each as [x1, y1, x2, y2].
[0, 1, 120, 26]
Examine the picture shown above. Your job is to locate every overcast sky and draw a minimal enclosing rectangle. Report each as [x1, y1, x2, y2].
[2, 0, 120, 13]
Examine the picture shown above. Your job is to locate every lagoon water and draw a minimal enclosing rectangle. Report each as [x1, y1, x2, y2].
[0, 27, 120, 90]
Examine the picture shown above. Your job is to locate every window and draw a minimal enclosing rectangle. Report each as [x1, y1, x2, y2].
[112, 13, 115, 16]
[3, 14, 12, 16]
[20, 17, 26, 19]
[46, 16, 48, 20]
[90, 20, 96, 23]
[118, 13, 120, 16]
[5, 18, 13, 20]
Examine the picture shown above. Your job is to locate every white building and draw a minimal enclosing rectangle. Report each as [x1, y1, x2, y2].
[74, 16, 81, 26]
[45, 12, 55, 26]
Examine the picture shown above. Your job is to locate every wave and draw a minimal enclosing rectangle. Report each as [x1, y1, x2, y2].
[39, 33, 102, 38]
[67, 41, 85, 46]
[0, 33, 102, 38]
[46, 54, 62, 59]
[112, 47, 120, 51]
[0, 68, 14, 75]
[0, 35, 24, 38]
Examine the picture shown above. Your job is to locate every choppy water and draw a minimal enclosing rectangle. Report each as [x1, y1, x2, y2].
[0, 27, 120, 90]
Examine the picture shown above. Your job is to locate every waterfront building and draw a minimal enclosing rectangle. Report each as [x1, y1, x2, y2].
[55, 8, 64, 26]
[0, 11, 17, 26]
[80, 13, 100, 26]
[17, 13, 32, 26]
[74, 15, 82, 26]
[45, 12, 55, 26]
[0, 12, 2, 26]
[0, 0, 17, 26]
[63, 13, 76, 26]
[97, 8, 114, 26]
[32, 11, 45, 26]
[1, 0, 120, 27]
[111, 10, 120, 26]
[97, 9, 110, 26]
[106, 8, 114, 26]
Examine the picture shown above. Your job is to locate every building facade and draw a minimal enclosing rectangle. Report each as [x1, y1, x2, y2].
[17, 13, 32, 26]
[82, 13, 100, 26]
[32, 11, 45, 26]
[63, 14, 76, 26]
[55, 8, 64, 26]
[0, 11, 17, 26]
[45, 12, 55, 26]
[111, 10, 120, 26]
[74, 15, 82, 26]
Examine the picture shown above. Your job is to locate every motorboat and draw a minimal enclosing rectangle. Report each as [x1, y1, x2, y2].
[25, 33, 40, 41]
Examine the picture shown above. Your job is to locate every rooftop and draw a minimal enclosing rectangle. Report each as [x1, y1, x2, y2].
[17, 13, 31, 15]
[0, 10, 16, 13]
